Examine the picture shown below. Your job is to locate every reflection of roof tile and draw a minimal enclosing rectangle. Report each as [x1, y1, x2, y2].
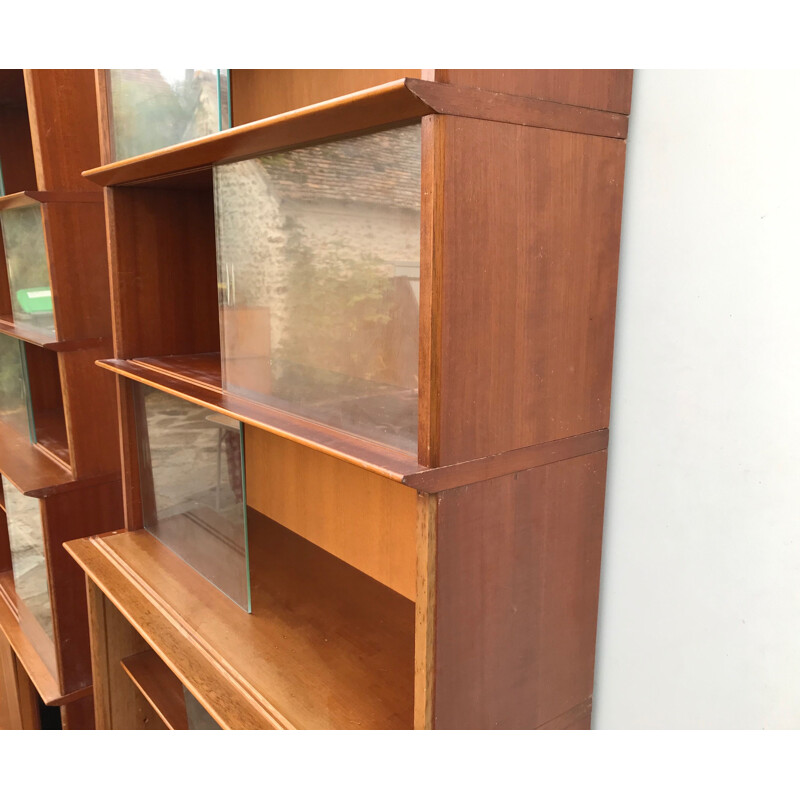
[259, 124, 421, 211]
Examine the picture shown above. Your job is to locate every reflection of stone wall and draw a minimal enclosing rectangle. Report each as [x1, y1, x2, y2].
[214, 123, 421, 387]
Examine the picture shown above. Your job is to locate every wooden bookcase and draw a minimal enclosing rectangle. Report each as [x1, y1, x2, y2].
[63, 69, 632, 729]
[0, 70, 123, 730]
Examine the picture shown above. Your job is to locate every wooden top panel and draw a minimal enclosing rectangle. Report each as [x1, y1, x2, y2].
[437, 69, 634, 114]
[84, 78, 629, 188]
[66, 515, 415, 730]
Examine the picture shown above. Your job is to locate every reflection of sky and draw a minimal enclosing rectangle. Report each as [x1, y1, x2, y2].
[159, 68, 214, 89]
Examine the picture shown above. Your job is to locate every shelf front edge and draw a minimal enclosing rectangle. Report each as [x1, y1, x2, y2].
[82, 79, 433, 187]
[97, 357, 420, 483]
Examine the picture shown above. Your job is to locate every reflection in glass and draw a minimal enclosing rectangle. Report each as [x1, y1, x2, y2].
[3, 476, 53, 641]
[183, 687, 222, 730]
[214, 123, 421, 453]
[0, 205, 55, 335]
[108, 69, 231, 161]
[135, 385, 250, 610]
[0, 334, 34, 440]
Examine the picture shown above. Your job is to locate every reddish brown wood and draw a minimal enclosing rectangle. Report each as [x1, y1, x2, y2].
[105, 185, 219, 359]
[0, 419, 74, 497]
[43, 200, 112, 342]
[59, 693, 95, 729]
[84, 80, 432, 187]
[231, 69, 422, 125]
[0, 70, 36, 195]
[58, 343, 121, 478]
[98, 356, 420, 483]
[434, 69, 634, 114]
[0, 190, 103, 210]
[23, 69, 104, 192]
[120, 649, 188, 729]
[93, 70, 114, 166]
[403, 429, 609, 492]
[431, 115, 626, 465]
[24, 343, 69, 466]
[407, 79, 628, 139]
[432, 451, 608, 729]
[40, 477, 123, 693]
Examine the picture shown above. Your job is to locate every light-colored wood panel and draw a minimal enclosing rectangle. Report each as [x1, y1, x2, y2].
[245, 426, 417, 600]
[120, 650, 187, 730]
[413, 493, 437, 729]
[231, 69, 421, 125]
[86, 578, 157, 730]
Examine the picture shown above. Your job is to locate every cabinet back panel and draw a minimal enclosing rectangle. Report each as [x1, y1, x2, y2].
[245, 425, 417, 600]
[106, 183, 219, 359]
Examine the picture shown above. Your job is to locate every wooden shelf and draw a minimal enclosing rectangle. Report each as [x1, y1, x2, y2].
[0, 572, 90, 706]
[66, 510, 415, 730]
[98, 353, 421, 483]
[0, 418, 73, 497]
[120, 650, 188, 730]
[0, 316, 107, 351]
[0, 190, 102, 211]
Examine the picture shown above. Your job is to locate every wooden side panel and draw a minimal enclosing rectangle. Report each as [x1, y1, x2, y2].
[43, 201, 112, 341]
[86, 578, 156, 730]
[23, 69, 103, 192]
[432, 116, 625, 465]
[231, 69, 422, 125]
[432, 451, 607, 729]
[245, 426, 418, 600]
[0, 632, 22, 729]
[0, 637, 40, 730]
[0, 109, 37, 193]
[60, 694, 95, 729]
[435, 69, 633, 114]
[41, 479, 124, 693]
[59, 344, 121, 478]
[105, 184, 219, 359]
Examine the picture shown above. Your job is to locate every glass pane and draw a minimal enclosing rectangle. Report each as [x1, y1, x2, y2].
[135, 385, 250, 610]
[183, 686, 222, 730]
[0, 334, 34, 440]
[0, 205, 55, 336]
[214, 123, 421, 453]
[108, 69, 232, 161]
[3, 476, 53, 641]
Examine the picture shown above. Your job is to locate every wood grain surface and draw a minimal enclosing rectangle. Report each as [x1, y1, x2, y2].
[432, 451, 608, 728]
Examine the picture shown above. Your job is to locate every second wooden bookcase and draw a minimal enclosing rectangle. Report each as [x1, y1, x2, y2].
[65, 69, 631, 729]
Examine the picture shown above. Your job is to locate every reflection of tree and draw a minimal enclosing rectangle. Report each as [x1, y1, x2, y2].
[0, 335, 29, 434]
[1, 206, 49, 312]
[272, 215, 400, 400]
[111, 70, 220, 160]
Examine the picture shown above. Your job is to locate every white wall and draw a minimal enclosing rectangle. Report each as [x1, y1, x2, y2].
[593, 70, 800, 729]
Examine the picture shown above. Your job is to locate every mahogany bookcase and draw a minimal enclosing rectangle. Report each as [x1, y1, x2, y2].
[0, 70, 122, 730]
[63, 69, 631, 729]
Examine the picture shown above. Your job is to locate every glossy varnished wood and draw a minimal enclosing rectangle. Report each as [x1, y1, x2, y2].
[245, 426, 418, 600]
[0, 70, 36, 196]
[67, 513, 415, 730]
[23, 69, 104, 192]
[432, 452, 608, 728]
[431, 115, 625, 465]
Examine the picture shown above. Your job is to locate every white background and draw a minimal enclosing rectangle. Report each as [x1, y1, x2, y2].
[593, 70, 800, 728]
